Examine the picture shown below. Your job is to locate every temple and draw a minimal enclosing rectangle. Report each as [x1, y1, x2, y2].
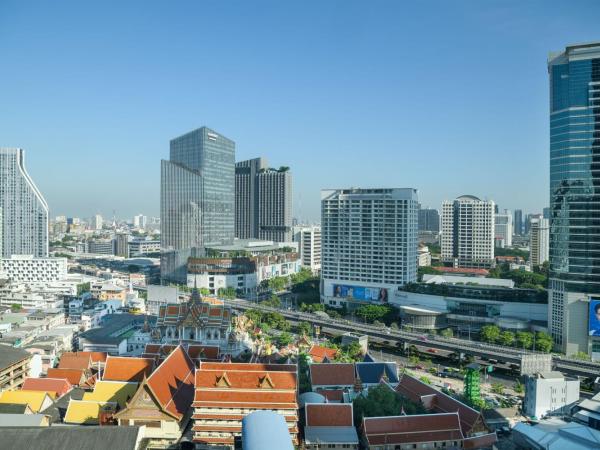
[153, 287, 248, 356]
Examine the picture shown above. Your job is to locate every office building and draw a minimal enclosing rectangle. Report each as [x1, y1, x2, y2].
[128, 238, 160, 257]
[494, 210, 513, 248]
[543, 207, 550, 219]
[530, 218, 550, 267]
[514, 209, 523, 236]
[235, 158, 293, 242]
[321, 188, 418, 309]
[441, 195, 495, 268]
[91, 214, 103, 230]
[161, 127, 235, 283]
[293, 225, 321, 273]
[418, 206, 440, 232]
[86, 239, 115, 255]
[523, 372, 580, 419]
[548, 42, 600, 356]
[114, 233, 129, 257]
[0, 148, 49, 258]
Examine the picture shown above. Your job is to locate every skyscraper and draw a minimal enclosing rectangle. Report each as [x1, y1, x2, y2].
[514, 209, 523, 236]
[441, 195, 495, 268]
[0, 148, 48, 258]
[160, 127, 235, 283]
[235, 158, 293, 242]
[91, 214, 103, 230]
[418, 206, 440, 232]
[494, 210, 513, 248]
[235, 157, 267, 239]
[320, 188, 418, 309]
[530, 218, 549, 267]
[548, 42, 600, 356]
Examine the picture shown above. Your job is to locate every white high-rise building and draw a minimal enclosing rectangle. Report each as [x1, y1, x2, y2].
[91, 214, 103, 230]
[0, 148, 49, 258]
[320, 188, 418, 308]
[441, 195, 495, 268]
[494, 211, 513, 248]
[293, 225, 321, 274]
[133, 214, 147, 229]
[0, 255, 68, 283]
[530, 218, 549, 267]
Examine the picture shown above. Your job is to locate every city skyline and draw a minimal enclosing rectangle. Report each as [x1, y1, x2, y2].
[2, 2, 599, 220]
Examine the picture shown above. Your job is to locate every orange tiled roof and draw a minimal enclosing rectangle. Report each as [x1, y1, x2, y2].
[315, 389, 345, 402]
[61, 351, 108, 363]
[363, 413, 463, 446]
[22, 377, 73, 398]
[306, 403, 353, 427]
[309, 363, 355, 387]
[308, 345, 338, 363]
[146, 345, 195, 420]
[103, 356, 154, 382]
[46, 368, 86, 386]
[58, 354, 92, 370]
[187, 345, 219, 360]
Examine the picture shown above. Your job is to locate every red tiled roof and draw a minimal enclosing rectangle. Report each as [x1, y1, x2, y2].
[315, 389, 345, 402]
[396, 374, 483, 435]
[463, 432, 498, 449]
[58, 354, 92, 370]
[103, 357, 154, 382]
[146, 345, 195, 420]
[22, 377, 73, 398]
[195, 368, 297, 390]
[187, 345, 219, 360]
[306, 403, 353, 427]
[46, 368, 86, 386]
[309, 363, 355, 387]
[199, 362, 296, 372]
[363, 413, 463, 446]
[308, 345, 338, 363]
[61, 351, 107, 363]
[437, 267, 489, 276]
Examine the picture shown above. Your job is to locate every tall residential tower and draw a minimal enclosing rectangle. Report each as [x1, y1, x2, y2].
[320, 188, 418, 309]
[548, 42, 600, 356]
[441, 195, 495, 268]
[160, 127, 235, 283]
[0, 148, 49, 258]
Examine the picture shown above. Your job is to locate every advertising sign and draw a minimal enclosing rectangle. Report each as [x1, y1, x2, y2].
[333, 284, 389, 303]
[590, 299, 600, 337]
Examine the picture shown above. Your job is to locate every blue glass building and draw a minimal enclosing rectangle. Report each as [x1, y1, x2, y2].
[160, 127, 235, 283]
[548, 42, 600, 356]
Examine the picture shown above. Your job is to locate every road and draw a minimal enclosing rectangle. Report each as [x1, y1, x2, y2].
[223, 298, 600, 379]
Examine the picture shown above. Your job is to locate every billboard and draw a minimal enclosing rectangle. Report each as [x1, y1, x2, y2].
[333, 284, 389, 303]
[590, 299, 600, 337]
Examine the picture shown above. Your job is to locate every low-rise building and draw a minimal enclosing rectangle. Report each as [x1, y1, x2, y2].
[304, 403, 358, 449]
[128, 239, 160, 257]
[78, 314, 153, 355]
[513, 418, 600, 450]
[524, 371, 580, 419]
[0, 255, 68, 283]
[0, 346, 31, 391]
[192, 362, 298, 448]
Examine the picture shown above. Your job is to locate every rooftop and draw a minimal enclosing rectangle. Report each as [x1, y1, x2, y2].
[309, 363, 355, 386]
[78, 314, 153, 345]
[0, 345, 30, 370]
[103, 356, 154, 382]
[363, 413, 463, 446]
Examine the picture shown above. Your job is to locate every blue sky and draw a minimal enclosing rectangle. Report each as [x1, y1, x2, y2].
[1, 1, 599, 222]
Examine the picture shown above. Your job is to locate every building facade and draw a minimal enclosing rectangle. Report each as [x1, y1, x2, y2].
[320, 188, 418, 309]
[161, 127, 235, 283]
[293, 225, 321, 274]
[235, 158, 293, 242]
[441, 195, 495, 268]
[0, 255, 67, 283]
[0, 148, 49, 258]
[494, 211, 513, 248]
[514, 209, 523, 236]
[530, 218, 550, 267]
[418, 206, 440, 232]
[523, 372, 580, 419]
[547, 42, 600, 356]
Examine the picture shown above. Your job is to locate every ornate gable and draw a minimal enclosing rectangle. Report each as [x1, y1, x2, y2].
[258, 373, 275, 389]
[215, 372, 231, 388]
[114, 384, 174, 422]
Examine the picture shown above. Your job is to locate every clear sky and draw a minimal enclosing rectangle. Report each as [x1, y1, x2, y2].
[1, 1, 599, 222]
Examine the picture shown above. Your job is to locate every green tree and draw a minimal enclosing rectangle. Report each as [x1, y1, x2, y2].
[267, 276, 289, 292]
[479, 325, 501, 343]
[408, 355, 420, 366]
[534, 331, 553, 353]
[10, 304, 22, 311]
[276, 332, 293, 347]
[516, 331, 534, 350]
[440, 328, 454, 338]
[572, 351, 591, 361]
[419, 376, 432, 385]
[261, 295, 281, 308]
[76, 282, 91, 296]
[491, 383, 505, 395]
[514, 380, 524, 394]
[199, 287, 211, 296]
[297, 321, 312, 337]
[217, 287, 236, 299]
[355, 304, 396, 324]
[498, 331, 515, 347]
[353, 384, 424, 424]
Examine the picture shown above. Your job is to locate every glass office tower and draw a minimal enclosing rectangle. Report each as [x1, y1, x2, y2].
[0, 148, 49, 258]
[160, 127, 235, 283]
[548, 42, 600, 357]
